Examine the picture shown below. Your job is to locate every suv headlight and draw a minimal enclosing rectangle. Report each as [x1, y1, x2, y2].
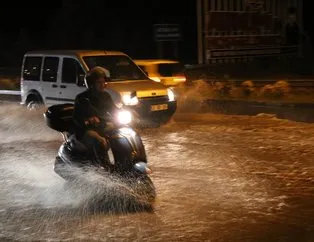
[167, 88, 175, 102]
[122, 93, 139, 105]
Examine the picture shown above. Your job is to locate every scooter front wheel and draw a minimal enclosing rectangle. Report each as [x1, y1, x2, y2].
[129, 174, 156, 202]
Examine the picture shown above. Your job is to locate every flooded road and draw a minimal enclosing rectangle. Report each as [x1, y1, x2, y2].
[1, 103, 314, 241]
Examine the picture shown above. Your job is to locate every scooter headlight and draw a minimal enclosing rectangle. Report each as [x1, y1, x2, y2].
[117, 110, 132, 125]
[167, 88, 175, 102]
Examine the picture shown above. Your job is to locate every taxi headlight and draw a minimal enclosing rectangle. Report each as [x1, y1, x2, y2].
[150, 77, 161, 82]
[167, 88, 175, 102]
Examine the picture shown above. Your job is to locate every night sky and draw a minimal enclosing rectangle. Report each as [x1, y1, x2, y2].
[0, 0, 313, 66]
[0, 1, 196, 65]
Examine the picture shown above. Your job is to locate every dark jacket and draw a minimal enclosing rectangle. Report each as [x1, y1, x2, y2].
[73, 89, 116, 137]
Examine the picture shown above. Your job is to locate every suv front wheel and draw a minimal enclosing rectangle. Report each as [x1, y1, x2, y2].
[26, 95, 43, 110]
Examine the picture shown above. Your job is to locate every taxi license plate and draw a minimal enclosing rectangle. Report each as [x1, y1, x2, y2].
[151, 104, 168, 111]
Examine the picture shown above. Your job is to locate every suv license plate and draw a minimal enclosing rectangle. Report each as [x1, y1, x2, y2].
[151, 104, 168, 111]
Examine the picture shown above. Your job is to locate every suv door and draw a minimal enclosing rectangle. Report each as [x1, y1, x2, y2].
[21, 56, 43, 105]
[41, 56, 60, 105]
[58, 57, 86, 103]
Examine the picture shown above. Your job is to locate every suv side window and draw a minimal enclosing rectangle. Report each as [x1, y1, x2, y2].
[42, 57, 59, 82]
[62, 58, 85, 86]
[22, 56, 42, 81]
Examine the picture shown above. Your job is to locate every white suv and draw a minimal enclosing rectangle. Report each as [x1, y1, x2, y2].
[20, 50, 177, 124]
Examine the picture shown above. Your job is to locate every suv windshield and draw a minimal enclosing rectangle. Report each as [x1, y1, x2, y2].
[83, 55, 147, 81]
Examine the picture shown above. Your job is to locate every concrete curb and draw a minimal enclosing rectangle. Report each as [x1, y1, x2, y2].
[0, 90, 21, 95]
[203, 99, 314, 123]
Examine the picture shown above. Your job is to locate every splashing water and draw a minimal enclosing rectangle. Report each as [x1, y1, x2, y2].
[0, 103, 60, 143]
[0, 103, 154, 215]
[175, 80, 214, 113]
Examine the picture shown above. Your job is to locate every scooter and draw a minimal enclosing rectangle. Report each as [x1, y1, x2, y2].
[43, 103, 156, 200]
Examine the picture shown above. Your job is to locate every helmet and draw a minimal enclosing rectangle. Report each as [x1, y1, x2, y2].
[84, 66, 110, 88]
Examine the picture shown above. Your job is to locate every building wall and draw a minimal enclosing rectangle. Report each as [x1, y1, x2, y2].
[198, 0, 302, 63]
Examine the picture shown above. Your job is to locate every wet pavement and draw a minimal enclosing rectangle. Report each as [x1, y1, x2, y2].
[0, 103, 314, 241]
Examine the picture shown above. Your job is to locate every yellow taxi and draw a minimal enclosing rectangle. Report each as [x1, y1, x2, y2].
[134, 59, 186, 87]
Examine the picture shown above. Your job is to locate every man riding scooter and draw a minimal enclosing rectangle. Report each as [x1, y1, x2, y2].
[72, 66, 119, 167]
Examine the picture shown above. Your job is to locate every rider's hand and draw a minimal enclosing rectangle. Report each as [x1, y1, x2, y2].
[84, 116, 100, 125]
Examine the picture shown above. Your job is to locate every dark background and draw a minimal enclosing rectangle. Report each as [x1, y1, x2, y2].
[0, 0, 313, 66]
